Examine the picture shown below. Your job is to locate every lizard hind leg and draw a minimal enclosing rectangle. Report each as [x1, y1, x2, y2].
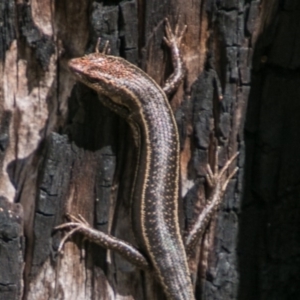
[54, 213, 150, 270]
[185, 149, 239, 257]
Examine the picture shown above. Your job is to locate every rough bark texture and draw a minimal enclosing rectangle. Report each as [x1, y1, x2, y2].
[0, 0, 298, 299]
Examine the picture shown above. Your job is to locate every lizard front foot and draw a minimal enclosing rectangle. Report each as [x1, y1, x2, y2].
[162, 18, 187, 96]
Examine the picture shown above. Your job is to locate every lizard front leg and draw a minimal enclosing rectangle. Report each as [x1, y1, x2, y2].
[162, 18, 187, 96]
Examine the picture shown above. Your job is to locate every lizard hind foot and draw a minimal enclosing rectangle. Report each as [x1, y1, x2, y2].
[54, 214, 91, 253]
[206, 149, 239, 192]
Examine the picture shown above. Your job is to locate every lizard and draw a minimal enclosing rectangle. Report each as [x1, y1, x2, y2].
[55, 18, 238, 300]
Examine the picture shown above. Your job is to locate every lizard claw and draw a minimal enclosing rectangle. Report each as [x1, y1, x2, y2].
[54, 214, 91, 253]
[163, 18, 187, 49]
[206, 149, 239, 193]
[95, 38, 111, 54]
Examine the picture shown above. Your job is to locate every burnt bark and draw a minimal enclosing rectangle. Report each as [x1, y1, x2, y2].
[0, 0, 298, 299]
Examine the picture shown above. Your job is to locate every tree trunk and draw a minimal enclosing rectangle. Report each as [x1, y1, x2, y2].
[0, 0, 298, 299]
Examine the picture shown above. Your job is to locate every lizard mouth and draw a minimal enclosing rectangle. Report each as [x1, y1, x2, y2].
[68, 59, 79, 70]
[68, 59, 84, 80]
[68, 57, 87, 72]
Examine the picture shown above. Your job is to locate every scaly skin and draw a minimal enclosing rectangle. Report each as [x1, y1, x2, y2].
[55, 19, 239, 300]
